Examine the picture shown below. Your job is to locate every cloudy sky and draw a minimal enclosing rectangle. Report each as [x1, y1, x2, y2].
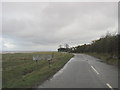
[2, 2, 118, 51]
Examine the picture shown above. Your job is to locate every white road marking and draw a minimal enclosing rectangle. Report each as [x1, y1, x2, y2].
[91, 66, 114, 90]
[91, 66, 99, 75]
[106, 83, 114, 90]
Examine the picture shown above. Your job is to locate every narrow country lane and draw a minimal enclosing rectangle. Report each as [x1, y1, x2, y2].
[38, 54, 118, 88]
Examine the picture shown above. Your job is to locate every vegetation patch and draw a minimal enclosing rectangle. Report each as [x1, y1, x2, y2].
[86, 52, 119, 66]
[2, 52, 73, 88]
[58, 32, 119, 66]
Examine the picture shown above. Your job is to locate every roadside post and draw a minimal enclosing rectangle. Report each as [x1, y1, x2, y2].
[46, 54, 52, 68]
[48, 59, 51, 68]
[52, 52, 54, 61]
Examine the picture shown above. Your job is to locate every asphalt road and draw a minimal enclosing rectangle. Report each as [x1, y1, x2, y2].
[38, 54, 118, 88]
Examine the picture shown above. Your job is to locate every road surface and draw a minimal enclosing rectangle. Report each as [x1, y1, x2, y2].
[38, 54, 118, 88]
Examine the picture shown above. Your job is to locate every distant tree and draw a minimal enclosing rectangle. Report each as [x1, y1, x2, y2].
[58, 44, 70, 52]
[65, 44, 69, 49]
[69, 32, 119, 58]
[59, 45, 62, 48]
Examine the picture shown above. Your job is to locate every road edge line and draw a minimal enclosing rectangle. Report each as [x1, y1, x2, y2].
[106, 83, 114, 90]
[91, 66, 99, 75]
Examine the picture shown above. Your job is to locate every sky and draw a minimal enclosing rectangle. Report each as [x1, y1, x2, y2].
[1, 2, 118, 51]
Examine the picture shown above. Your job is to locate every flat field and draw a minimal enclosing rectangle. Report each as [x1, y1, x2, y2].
[2, 52, 73, 88]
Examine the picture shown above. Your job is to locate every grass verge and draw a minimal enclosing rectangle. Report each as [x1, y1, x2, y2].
[2, 52, 74, 88]
[86, 52, 119, 66]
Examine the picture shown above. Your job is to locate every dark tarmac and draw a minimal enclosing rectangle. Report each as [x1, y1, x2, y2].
[38, 54, 118, 88]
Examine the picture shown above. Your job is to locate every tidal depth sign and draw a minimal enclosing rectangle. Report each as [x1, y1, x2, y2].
[33, 54, 52, 61]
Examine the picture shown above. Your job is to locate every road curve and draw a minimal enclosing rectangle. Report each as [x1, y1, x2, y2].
[38, 54, 118, 88]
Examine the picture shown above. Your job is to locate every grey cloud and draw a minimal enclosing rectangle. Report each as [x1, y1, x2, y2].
[2, 2, 118, 51]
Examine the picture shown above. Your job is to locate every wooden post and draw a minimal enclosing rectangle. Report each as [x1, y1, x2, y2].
[48, 59, 51, 68]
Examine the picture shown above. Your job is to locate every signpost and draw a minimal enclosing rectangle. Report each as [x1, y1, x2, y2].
[33, 54, 54, 68]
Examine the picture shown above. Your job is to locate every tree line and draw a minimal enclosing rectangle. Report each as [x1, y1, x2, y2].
[58, 44, 69, 52]
[58, 32, 119, 59]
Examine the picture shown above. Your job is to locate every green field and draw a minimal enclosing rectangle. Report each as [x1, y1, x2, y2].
[2, 52, 73, 88]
